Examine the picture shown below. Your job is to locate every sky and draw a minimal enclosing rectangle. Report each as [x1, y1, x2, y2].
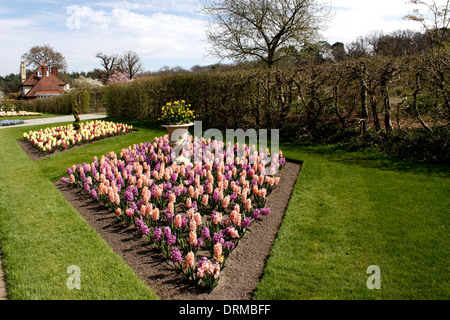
[0, 0, 428, 76]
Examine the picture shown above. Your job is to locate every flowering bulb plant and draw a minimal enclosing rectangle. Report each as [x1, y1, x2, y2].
[159, 100, 196, 125]
[62, 135, 286, 289]
[22, 120, 132, 154]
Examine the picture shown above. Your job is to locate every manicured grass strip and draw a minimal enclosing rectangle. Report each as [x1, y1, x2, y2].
[254, 144, 449, 300]
[0, 113, 63, 121]
[0, 119, 165, 299]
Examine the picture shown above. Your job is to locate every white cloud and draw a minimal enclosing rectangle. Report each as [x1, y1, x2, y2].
[88, 0, 202, 13]
[324, 0, 423, 44]
[0, 4, 213, 75]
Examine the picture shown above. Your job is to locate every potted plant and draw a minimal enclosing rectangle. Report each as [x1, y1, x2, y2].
[159, 100, 196, 165]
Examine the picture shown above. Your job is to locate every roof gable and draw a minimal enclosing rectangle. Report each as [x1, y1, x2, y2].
[24, 74, 65, 98]
[22, 65, 65, 87]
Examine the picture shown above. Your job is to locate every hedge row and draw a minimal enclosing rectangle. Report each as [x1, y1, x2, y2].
[103, 71, 262, 130]
[14, 90, 91, 115]
[102, 53, 449, 137]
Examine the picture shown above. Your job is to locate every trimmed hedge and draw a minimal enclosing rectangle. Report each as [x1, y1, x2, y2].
[14, 90, 91, 115]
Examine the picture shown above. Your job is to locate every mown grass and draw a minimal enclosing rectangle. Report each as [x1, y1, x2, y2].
[0, 117, 448, 300]
[254, 143, 449, 300]
[0, 117, 165, 299]
[0, 113, 64, 121]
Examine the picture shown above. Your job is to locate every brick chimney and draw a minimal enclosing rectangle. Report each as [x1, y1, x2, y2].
[51, 66, 58, 77]
[20, 61, 26, 83]
[41, 63, 48, 77]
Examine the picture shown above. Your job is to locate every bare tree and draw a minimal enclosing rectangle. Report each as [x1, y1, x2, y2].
[202, 0, 331, 68]
[21, 44, 67, 71]
[119, 50, 144, 79]
[95, 52, 120, 79]
[404, 0, 449, 51]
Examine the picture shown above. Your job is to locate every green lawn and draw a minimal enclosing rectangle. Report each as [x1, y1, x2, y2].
[0, 118, 448, 300]
[0, 113, 64, 121]
[0, 118, 164, 299]
[254, 144, 449, 300]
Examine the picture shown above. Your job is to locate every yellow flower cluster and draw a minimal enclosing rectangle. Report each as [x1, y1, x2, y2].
[159, 100, 196, 125]
[22, 120, 133, 154]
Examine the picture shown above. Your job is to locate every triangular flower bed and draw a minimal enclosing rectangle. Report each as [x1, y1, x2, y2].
[19, 120, 133, 161]
[59, 135, 300, 296]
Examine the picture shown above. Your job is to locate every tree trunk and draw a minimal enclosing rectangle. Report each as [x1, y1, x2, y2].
[360, 63, 369, 119]
[333, 82, 346, 128]
[381, 79, 393, 134]
[413, 73, 433, 132]
[370, 94, 381, 131]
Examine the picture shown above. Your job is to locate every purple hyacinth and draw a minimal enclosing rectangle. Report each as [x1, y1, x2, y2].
[167, 234, 177, 246]
[164, 226, 172, 239]
[129, 202, 138, 212]
[252, 209, 261, 219]
[141, 224, 149, 236]
[90, 189, 98, 199]
[201, 226, 211, 239]
[181, 216, 188, 228]
[223, 241, 235, 251]
[260, 208, 271, 216]
[241, 217, 251, 229]
[154, 227, 162, 242]
[124, 189, 134, 202]
[171, 247, 182, 264]
[212, 232, 224, 244]
[61, 177, 69, 183]
[212, 190, 219, 202]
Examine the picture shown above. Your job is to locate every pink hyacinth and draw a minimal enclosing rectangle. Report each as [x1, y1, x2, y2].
[174, 214, 182, 228]
[213, 242, 222, 259]
[222, 195, 230, 209]
[152, 208, 159, 221]
[185, 251, 195, 268]
[201, 194, 209, 206]
[189, 218, 197, 232]
[194, 212, 202, 226]
[230, 210, 242, 227]
[189, 230, 198, 246]
[245, 198, 252, 211]
[145, 204, 153, 216]
[212, 211, 222, 225]
[228, 227, 239, 239]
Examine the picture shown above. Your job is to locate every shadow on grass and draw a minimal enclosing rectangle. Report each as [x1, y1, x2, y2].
[104, 117, 167, 132]
[281, 142, 450, 178]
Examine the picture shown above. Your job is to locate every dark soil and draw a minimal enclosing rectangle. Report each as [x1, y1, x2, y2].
[54, 160, 301, 300]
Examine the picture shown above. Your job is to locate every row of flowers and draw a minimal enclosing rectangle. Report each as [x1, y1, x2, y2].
[0, 119, 24, 126]
[61, 135, 286, 289]
[22, 120, 133, 154]
[0, 111, 43, 117]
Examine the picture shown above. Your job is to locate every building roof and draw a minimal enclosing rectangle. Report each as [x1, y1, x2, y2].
[20, 64, 66, 99]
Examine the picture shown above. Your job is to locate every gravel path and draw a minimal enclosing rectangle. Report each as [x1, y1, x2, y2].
[0, 113, 107, 129]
